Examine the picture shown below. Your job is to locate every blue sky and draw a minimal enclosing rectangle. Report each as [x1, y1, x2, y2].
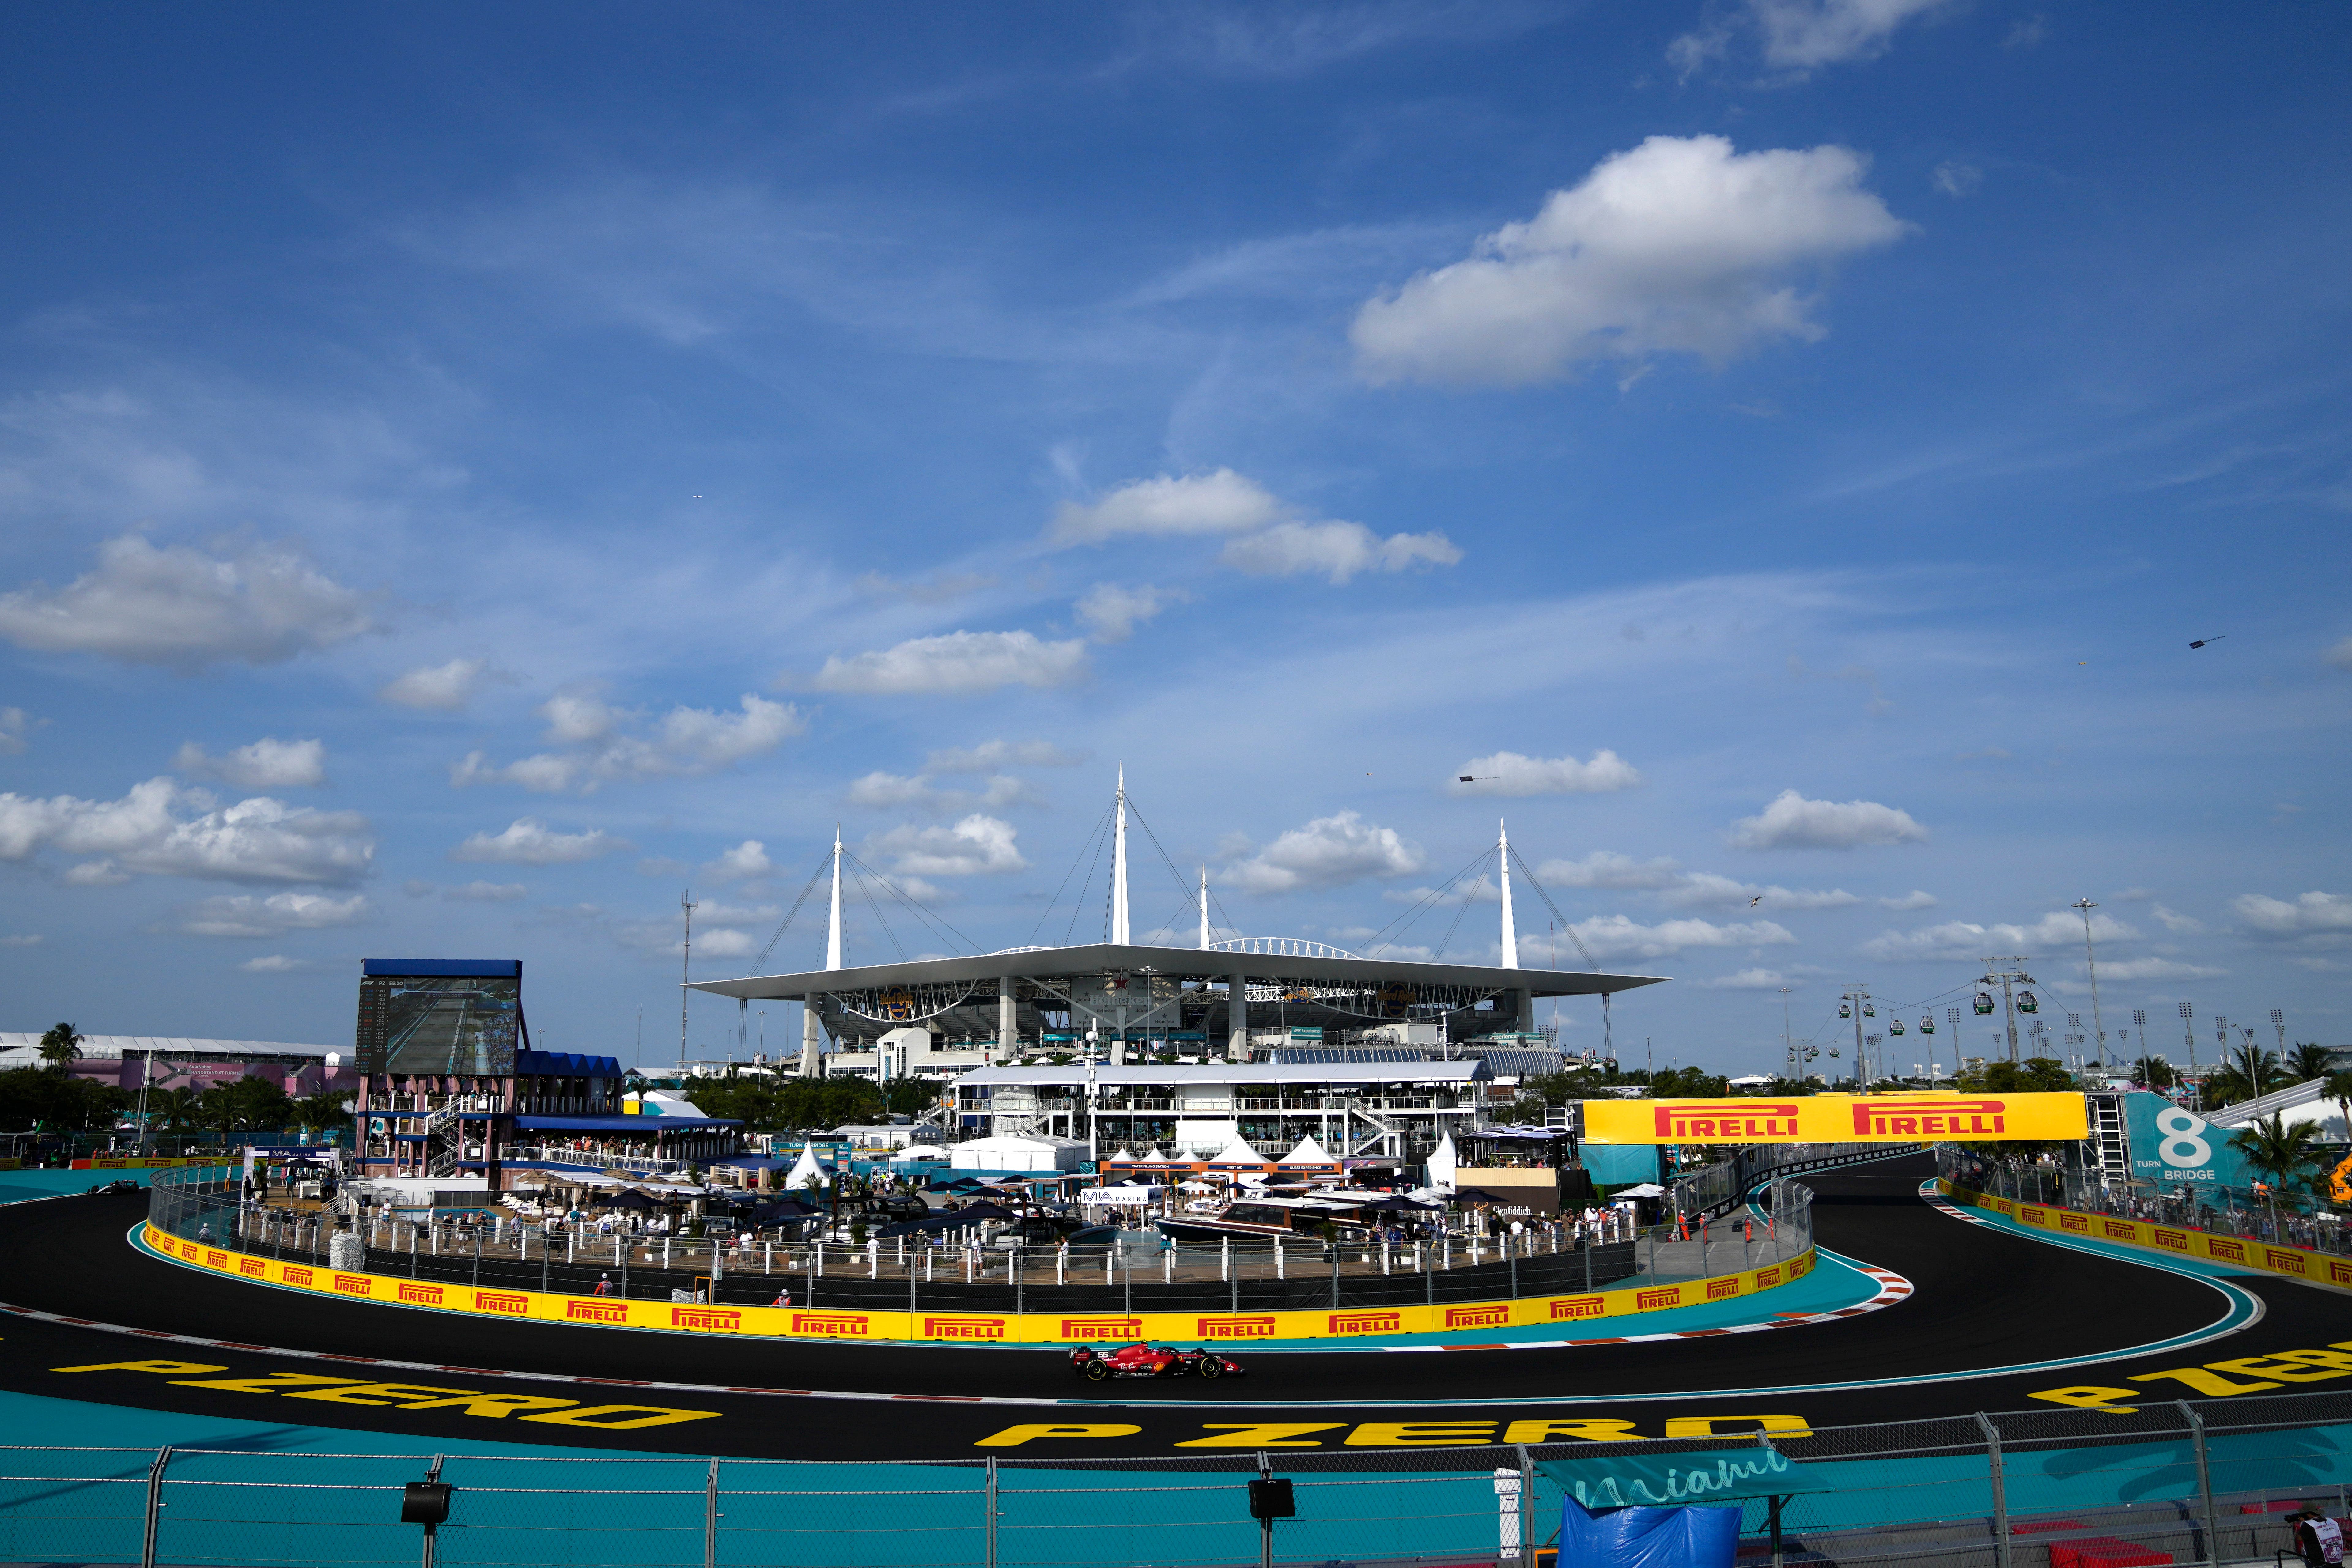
[2, 2, 2347, 1074]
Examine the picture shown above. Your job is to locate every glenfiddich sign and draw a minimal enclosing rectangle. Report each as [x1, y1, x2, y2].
[1583, 1092, 2087, 1144]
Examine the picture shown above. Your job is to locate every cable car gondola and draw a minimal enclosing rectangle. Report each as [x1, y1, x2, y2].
[1920, 1016, 1935, 1034]
[1862, 1003, 1875, 1017]
[1973, 992, 1995, 1016]
[2017, 990, 2039, 1014]
[1838, 1003, 1851, 1019]
[1889, 1019, 1906, 1036]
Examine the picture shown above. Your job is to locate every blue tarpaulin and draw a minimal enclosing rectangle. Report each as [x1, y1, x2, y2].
[1559, 1500, 1740, 1568]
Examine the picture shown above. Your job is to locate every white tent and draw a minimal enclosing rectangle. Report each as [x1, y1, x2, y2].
[1424, 1132, 1458, 1195]
[1726, 1074, 1775, 1088]
[1614, 1182, 1666, 1198]
[888, 1144, 947, 1162]
[950, 1134, 1089, 1173]
[1207, 1137, 1269, 1166]
[1138, 1146, 1172, 1163]
[784, 1143, 828, 1194]
[1105, 1147, 1134, 1163]
[1278, 1135, 1336, 1166]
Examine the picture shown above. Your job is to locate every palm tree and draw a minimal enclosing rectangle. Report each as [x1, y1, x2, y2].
[2206, 1044, 2287, 1107]
[149, 1087, 198, 1142]
[2323, 1070, 2352, 1145]
[2131, 1055, 2176, 1090]
[2226, 1113, 2325, 1194]
[2286, 1043, 2336, 1083]
[36, 1023, 82, 1071]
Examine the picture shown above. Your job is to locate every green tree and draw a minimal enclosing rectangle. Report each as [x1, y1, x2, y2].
[37, 1023, 83, 1071]
[2205, 1044, 2288, 1107]
[2323, 1071, 2352, 1147]
[1956, 1057, 2075, 1093]
[2131, 1055, 2176, 1090]
[149, 1086, 198, 1140]
[2285, 1043, 2336, 1083]
[2226, 1113, 2326, 1194]
[289, 1091, 351, 1136]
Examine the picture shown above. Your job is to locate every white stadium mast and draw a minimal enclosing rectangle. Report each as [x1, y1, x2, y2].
[1498, 819, 1518, 971]
[799, 826, 844, 1079]
[1109, 765, 1131, 945]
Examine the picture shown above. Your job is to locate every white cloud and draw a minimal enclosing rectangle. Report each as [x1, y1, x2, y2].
[1658, 872, 1859, 912]
[1450, 749, 1643, 796]
[179, 891, 372, 938]
[1862, 909, 2137, 961]
[690, 928, 757, 958]
[0, 707, 37, 755]
[1747, 0, 1949, 69]
[924, 739, 1087, 774]
[380, 657, 493, 711]
[454, 692, 805, 792]
[1076, 583, 1188, 643]
[1051, 472, 1460, 586]
[867, 814, 1028, 877]
[1729, 789, 1926, 850]
[0, 535, 373, 668]
[1050, 470, 1284, 544]
[64, 859, 130, 886]
[1223, 810, 1425, 894]
[444, 880, 526, 902]
[847, 771, 1040, 815]
[0, 933, 44, 946]
[0, 777, 373, 884]
[1351, 135, 1909, 386]
[1932, 161, 1982, 198]
[1541, 914, 1796, 962]
[1386, 875, 1499, 905]
[240, 955, 313, 973]
[1534, 851, 1687, 891]
[173, 737, 327, 789]
[2324, 637, 2352, 672]
[1699, 967, 1796, 990]
[704, 840, 774, 882]
[690, 898, 781, 927]
[451, 817, 628, 865]
[1219, 520, 1462, 583]
[2151, 905, 2205, 934]
[807, 630, 1089, 696]
[1878, 890, 1938, 911]
[2232, 892, 2352, 943]
[2090, 957, 2228, 982]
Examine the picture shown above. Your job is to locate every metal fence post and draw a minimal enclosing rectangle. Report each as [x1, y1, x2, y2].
[140, 1445, 171, 1568]
[984, 1454, 999, 1568]
[1518, 1442, 1535, 1566]
[2179, 1401, 2217, 1568]
[1973, 1413, 2009, 1568]
[705, 1457, 720, 1568]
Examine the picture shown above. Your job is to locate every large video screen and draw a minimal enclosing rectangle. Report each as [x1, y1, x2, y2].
[357, 960, 522, 1076]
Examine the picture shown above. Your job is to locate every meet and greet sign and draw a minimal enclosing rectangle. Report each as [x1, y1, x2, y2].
[1583, 1092, 2087, 1145]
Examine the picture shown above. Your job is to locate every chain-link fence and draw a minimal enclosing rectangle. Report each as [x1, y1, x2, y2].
[6, 1388, 2347, 1568]
[149, 1169, 1815, 1316]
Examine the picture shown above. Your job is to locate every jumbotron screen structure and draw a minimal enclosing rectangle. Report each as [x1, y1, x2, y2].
[354, 958, 524, 1077]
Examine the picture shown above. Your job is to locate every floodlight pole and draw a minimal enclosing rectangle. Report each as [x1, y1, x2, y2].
[679, 891, 697, 1076]
[2073, 900, 2108, 1076]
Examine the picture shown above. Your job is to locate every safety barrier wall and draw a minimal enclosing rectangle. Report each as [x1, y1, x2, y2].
[145, 1169, 1815, 1344]
[136, 1215, 1817, 1344]
[3, 1389, 2350, 1568]
[1937, 1177, 2352, 1293]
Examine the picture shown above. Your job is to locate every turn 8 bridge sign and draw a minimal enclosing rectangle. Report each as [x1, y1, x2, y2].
[1583, 1093, 2087, 1144]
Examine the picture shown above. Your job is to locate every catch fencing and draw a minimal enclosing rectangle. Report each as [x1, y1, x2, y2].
[2, 1389, 2348, 1568]
[1939, 1147, 2352, 1258]
[148, 1169, 1813, 1316]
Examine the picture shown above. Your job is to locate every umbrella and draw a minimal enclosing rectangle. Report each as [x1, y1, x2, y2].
[945, 1201, 1017, 1222]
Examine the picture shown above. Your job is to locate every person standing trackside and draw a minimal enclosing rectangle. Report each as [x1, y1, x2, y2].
[593, 1273, 612, 1296]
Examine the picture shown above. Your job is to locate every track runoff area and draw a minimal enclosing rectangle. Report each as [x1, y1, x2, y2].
[9, 1143, 2352, 1464]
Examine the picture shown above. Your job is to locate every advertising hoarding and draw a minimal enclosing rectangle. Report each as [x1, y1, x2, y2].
[2119, 1089, 2255, 1189]
[1583, 1091, 2087, 1144]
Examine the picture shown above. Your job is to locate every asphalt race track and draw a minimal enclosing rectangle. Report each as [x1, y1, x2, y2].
[4, 1152, 2346, 1460]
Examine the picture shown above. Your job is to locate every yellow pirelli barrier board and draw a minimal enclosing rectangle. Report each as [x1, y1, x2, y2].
[1939, 1181, 2352, 1293]
[139, 1222, 1815, 1343]
[75, 1156, 236, 1171]
[1584, 1092, 2088, 1145]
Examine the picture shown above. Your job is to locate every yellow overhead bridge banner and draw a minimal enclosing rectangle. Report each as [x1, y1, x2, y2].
[1583, 1092, 2087, 1145]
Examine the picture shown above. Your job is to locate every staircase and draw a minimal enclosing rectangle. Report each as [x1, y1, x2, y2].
[1342, 1098, 1405, 1159]
[423, 1100, 466, 1178]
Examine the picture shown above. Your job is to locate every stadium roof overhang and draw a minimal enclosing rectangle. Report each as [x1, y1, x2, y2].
[685, 942, 1665, 1005]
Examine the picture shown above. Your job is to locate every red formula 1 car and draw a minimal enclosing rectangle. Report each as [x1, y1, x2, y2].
[1069, 1343, 1247, 1381]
